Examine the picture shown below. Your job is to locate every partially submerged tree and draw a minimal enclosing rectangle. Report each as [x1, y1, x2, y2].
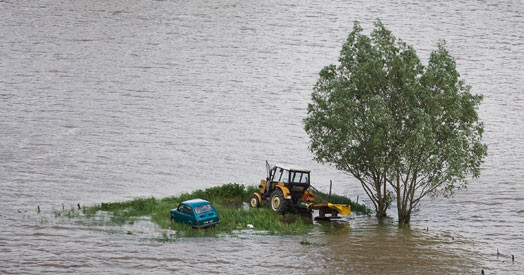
[304, 20, 487, 223]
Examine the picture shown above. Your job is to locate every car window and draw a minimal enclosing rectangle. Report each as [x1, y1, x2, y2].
[179, 204, 193, 215]
[194, 204, 213, 214]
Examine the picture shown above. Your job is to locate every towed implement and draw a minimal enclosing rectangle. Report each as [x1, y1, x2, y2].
[249, 162, 350, 219]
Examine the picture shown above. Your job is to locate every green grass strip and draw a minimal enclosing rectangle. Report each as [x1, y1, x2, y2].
[77, 183, 370, 237]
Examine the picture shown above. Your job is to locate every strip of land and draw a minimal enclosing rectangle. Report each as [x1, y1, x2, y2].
[61, 183, 370, 237]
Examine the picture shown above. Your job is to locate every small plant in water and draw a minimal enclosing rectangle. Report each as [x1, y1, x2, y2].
[300, 238, 312, 246]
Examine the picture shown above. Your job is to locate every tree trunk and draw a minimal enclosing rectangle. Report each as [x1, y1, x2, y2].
[375, 178, 387, 218]
[397, 199, 409, 225]
[376, 199, 387, 218]
[398, 210, 411, 224]
[396, 172, 402, 222]
[397, 171, 416, 224]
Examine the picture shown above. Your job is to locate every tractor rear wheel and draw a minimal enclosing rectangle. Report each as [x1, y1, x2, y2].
[249, 194, 260, 208]
[270, 189, 288, 213]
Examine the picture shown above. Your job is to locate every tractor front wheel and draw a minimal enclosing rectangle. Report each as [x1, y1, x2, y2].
[270, 189, 288, 213]
[249, 194, 261, 208]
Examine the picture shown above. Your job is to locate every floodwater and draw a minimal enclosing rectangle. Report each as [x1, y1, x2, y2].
[1, 0, 523, 273]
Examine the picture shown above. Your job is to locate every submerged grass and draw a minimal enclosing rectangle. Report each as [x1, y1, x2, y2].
[78, 183, 370, 238]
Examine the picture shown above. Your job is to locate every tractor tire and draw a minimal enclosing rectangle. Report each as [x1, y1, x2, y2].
[270, 189, 288, 213]
[249, 194, 261, 208]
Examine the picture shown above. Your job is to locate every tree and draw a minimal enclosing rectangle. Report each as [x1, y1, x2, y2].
[304, 20, 487, 223]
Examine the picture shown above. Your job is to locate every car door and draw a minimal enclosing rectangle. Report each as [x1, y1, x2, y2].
[176, 204, 195, 225]
[173, 204, 184, 223]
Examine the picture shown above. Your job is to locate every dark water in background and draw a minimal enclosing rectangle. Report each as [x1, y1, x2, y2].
[1, 0, 523, 273]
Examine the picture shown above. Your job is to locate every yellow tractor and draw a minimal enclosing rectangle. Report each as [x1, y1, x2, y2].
[249, 162, 351, 219]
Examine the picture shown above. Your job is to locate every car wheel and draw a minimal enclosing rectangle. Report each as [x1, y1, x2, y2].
[270, 189, 287, 213]
[249, 194, 260, 208]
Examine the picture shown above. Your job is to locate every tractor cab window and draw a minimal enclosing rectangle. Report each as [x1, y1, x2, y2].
[281, 169, 289, 183]
[301, 173, 309, 184]
[290, 171, 309, 184]
[270, 167, 290, 183]
[272, 168, 282, 182]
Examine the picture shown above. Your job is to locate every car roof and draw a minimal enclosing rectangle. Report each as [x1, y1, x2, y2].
[274, 163, 311, 172]
[182, 198, 211, 207]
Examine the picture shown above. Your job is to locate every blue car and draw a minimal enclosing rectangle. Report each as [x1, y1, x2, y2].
[170, 199, 220, 228]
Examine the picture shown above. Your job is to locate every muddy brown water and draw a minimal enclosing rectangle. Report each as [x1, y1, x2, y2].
[1, 0, 523, 274]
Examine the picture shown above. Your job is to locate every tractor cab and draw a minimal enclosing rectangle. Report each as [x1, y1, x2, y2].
[265, 164, 310, 196]
[250, 162, 314, 213]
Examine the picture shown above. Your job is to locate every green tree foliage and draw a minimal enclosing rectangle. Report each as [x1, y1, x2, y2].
[304, 20, 487, 223]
